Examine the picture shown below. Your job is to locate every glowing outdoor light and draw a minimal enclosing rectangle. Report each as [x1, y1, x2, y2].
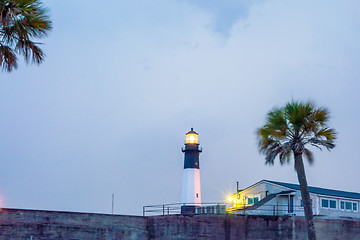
[185, 128, 198, 144]
[228, 196, 233, 202]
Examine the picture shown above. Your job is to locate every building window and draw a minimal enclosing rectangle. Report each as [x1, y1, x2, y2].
[330, 200, 336, 209]
[321, 199, 337, 209]
[247, 196, 259, 205]
[300, 199, 313, 207]
[321, 199, 328, 208]
[340, 200, 358, 212]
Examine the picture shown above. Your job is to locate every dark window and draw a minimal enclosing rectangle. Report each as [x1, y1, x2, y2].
[322, 199, 329, 208]
[340, 201, 357, 211]
[330, 200, 337, 209]
[254, 197, 259, 204]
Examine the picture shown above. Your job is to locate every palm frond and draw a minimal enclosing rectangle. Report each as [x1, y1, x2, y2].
[285, 101, 315, 133]
[279, 142, 291, 165]
[15, 38, 44, 63]
[0, 0, 51, 71]
[0, 44, 17, 71]
[263, 140, 283, 165]
[315, 127, 336, 141]
[308, 138, 335, 151]
[303, 148, 314, 165]
[312, 108, 329, 125]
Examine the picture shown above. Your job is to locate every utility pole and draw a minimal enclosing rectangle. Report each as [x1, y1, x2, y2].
[112, 193, 114, 215]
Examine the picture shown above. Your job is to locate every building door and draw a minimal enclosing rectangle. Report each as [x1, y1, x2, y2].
[289, 196, 294, 213]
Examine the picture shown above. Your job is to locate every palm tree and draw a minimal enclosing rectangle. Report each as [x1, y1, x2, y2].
[257, 101, 336, 240]
[0, 0, 51, 72]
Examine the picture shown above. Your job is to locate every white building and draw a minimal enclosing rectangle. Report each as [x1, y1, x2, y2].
[227, 180, 360, 219]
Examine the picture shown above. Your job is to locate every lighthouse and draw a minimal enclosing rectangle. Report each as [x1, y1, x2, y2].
[181, 128, 202, 214]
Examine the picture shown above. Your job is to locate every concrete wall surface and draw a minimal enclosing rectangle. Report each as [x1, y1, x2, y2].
[0, 208, 148, 240]
[0, 208, 360, 240]
[148, 214, 360, 240]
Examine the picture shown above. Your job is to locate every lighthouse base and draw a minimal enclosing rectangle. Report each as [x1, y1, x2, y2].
[181, 205, 196, 215]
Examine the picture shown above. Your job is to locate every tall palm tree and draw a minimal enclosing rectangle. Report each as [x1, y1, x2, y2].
[0, 0, 51, 72]
[257, 101, 336, 240]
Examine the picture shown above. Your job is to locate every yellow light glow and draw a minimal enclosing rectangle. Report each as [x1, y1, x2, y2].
[186, 133, 198, 144]
[228, 196, 233, 202]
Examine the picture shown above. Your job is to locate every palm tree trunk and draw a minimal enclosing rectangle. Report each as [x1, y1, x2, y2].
[294, 153, 316, 240]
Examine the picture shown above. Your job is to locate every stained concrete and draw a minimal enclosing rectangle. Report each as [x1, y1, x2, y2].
[0, 208, 147, 240]
[148, 214, 360, 239]
[0, 208, 359, 239]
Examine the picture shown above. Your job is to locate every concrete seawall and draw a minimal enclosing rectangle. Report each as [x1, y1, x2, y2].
[148, 214, 360, 239]
[0, 208, 147, 240]
[0, 208, 359, 239]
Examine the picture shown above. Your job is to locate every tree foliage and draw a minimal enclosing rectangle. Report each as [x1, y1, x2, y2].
[0, 0, 51, 72]
[258, 101, 336, 165]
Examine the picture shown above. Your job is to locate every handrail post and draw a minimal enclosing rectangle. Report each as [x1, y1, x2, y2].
[143, 206, 145, 217]
[273, 205, 275, 216]
[163, 205, 165, 215]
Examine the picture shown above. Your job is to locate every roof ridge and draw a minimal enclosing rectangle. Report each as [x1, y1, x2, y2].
[263, 180, 360, 200]
[265, 180, 360, 194]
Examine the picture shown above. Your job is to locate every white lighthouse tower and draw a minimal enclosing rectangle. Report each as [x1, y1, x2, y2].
[181, 128, 202, 214]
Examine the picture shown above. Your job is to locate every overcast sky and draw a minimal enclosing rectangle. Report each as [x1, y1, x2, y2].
[0, 0, 359, 215]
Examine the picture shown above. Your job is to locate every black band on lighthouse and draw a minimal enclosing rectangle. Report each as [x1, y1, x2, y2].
[182, 144, 201, 169]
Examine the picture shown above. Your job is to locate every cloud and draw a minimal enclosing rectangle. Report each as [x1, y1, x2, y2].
[181, 0, 266, 37]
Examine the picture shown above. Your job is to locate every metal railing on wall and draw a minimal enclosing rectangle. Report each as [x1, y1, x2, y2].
[143, 203, 312, 217]
[227, 204, 312, 216]
[143, 202, 227, 216]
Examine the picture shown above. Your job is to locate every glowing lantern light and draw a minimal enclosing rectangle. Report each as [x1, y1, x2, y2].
[185, 128, 198, 144]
